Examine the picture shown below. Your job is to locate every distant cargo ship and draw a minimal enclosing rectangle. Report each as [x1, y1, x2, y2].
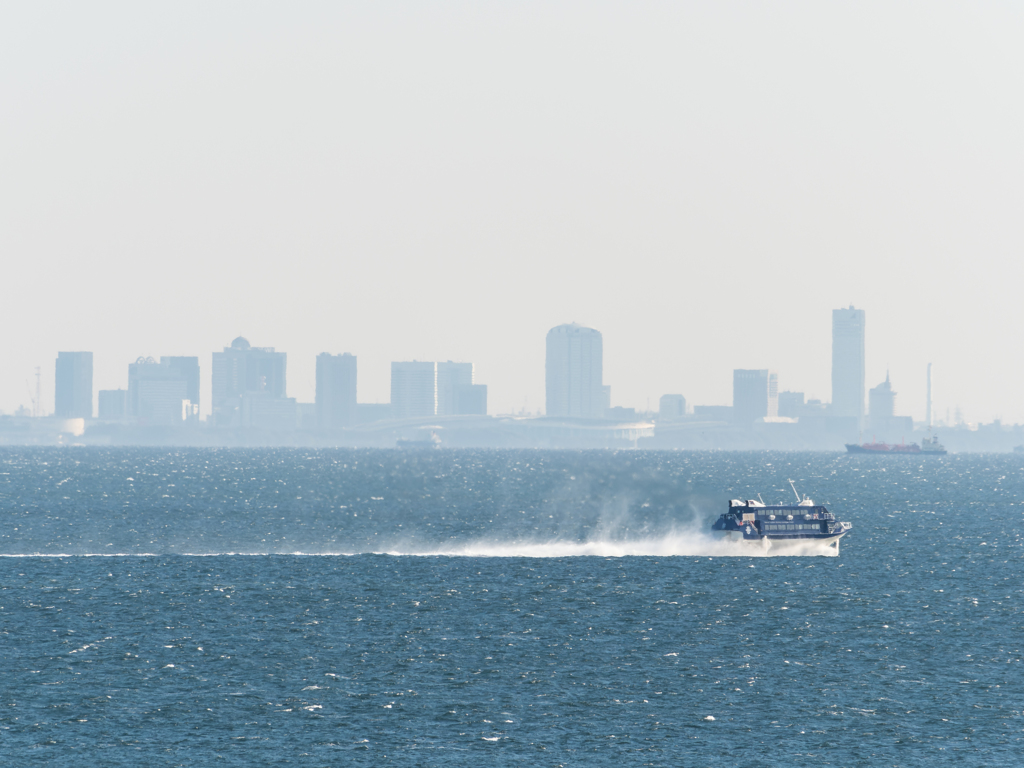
[845, 436, 947, 455]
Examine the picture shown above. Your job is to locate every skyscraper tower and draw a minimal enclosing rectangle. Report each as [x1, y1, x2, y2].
[831, 306, 865, 422]
[733, 369, 779, 427]
[391, 361, 437, 418]
[546, 323, 604, 418]
[127, 356, 199, 425]
[868, 371, 896, 422]
[436, 361, 487, 416]
[54, 351, 93, 419]
[316, 352, 357, 429]
[211, 337, 288, 425]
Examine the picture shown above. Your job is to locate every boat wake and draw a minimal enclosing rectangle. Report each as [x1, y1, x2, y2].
[0, 533, 840, 559]
[378, 528, 840, 558]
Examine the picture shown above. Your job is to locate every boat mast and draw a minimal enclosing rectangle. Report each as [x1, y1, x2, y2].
[788, 479, 801, 503]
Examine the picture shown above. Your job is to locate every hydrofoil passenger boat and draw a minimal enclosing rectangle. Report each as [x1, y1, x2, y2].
[711, 481, 852, 552]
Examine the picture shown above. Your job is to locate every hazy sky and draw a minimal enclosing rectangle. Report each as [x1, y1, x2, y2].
[2, 2, 1023, 423]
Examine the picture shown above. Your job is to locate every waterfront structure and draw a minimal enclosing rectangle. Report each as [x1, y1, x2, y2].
[658, 394, 687, 421]
[238, 392, 297, 431]
[832, 306, 866, 422]
[315, 352, 357, 429]
[733, 369, 778, 426]
[296, 402, 318, 430]
[391, 361, 437, 419]
[777, 391, 805, 419]
[127, 356, 200, 425]
[54, 351, 93, 419]
[356, 403, 392, 424]
[545, 323, 604, 418]
[607, 405, 637, 421]
[98, 389, 127, 420]
[693, 405, 733, 421]
[436, 361, 487, 416]
[212, 337, 287, 426]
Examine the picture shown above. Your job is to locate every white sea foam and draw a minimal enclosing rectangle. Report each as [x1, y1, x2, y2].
[0, 530, 841, 558]
[380, 531, 839, 558]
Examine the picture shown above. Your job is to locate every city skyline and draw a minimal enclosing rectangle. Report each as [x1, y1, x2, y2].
[3, 6, 1023, 423]
[9, 310, 975, 431]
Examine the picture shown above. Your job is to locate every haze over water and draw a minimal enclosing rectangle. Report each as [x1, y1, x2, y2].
[1, 448, 1022, 764]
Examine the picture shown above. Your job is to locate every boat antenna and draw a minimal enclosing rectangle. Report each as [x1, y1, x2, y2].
[788, 479, 801, 503]
[757, 493, 765, 504]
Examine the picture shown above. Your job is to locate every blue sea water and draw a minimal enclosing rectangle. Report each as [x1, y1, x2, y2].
[1, 448, 1023, 766]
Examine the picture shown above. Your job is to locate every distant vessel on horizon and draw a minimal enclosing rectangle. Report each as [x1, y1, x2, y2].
[845, 435, 947, 455]
[396, 430, 442, 450]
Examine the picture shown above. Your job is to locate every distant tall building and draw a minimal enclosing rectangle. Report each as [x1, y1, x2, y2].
[163, 356, 200, 408]
[777, 391, 806, 419]
[128, 356, 200, 425]
[867, 372, 912, 438]
[733, 369, 778, 426]
[436, 361, 487, 416]
[391, 361, 437, 419]
[659, 394, 687, 421]
[98, 389, 127, 420]
[546, 323, 604, 418]
[832, 306, 866, 421]
[54, 351, 93, 418]
[316, 352, 357, 429]
[868, 373, 895, 421]
[212, 337, 288, 425]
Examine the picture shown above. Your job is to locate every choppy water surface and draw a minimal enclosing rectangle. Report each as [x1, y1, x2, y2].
[1, 448, 1023, 765]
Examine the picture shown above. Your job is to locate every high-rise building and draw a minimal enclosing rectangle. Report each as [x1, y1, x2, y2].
[777, 391, 806, 419]
[437, 362, 472, 416]
[546, 323, 604, 418]
[54, 351, 93, 418]
[128, 356, 200, 425]
[733, 369, 778, 426]
[832, 306, 866, 421]
[867, 372, 912, 438]
[98, 389, 127, 420]
[163, 356, 200, 410]
[391, 361, 437, 419]
[436, 361, 487, 416]
[659, 394, 687, 421]
[868, 373, 895, 421]
[212, 337, 287, 425]
[316, 352, 357, 429]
